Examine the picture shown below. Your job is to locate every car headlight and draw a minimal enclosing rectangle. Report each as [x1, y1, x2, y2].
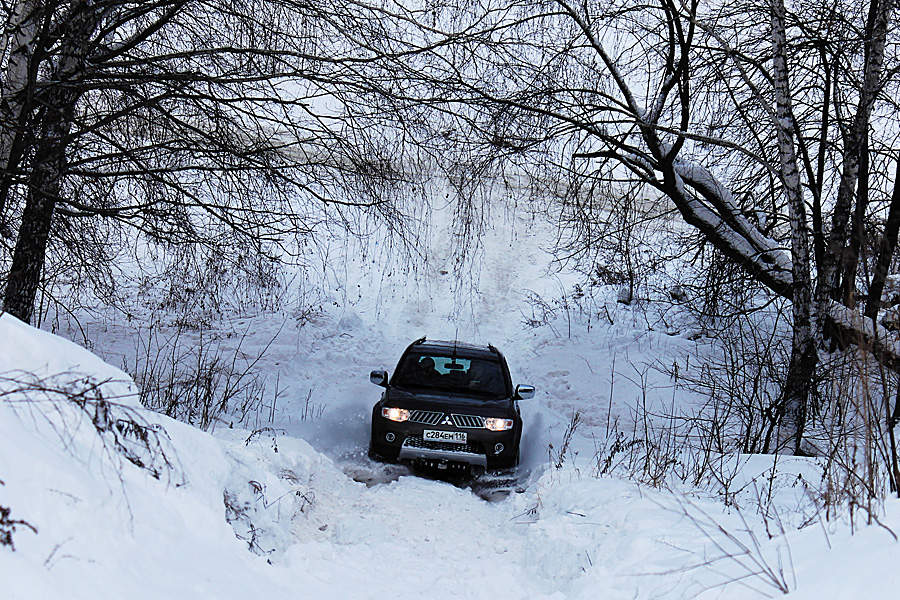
[382, 407, 410, 422]
[484, 417, 514, 431]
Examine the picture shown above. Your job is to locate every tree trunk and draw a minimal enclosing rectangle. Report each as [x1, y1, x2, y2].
[2, 0, 102, 322]
[0, 0, 41, 234]
[771, 0, 817, 454]
[840, 132, 870, 307]
[865, 156, 900, 320]
[818, 0, 893, 302]
[2, 139, 63, 322]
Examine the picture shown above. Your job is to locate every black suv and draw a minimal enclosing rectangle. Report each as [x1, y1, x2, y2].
[368, 337, 534, 472]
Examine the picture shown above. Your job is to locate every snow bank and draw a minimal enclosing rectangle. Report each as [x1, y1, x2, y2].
[0, 315, 302, 599]
[0, 313, 137, 405]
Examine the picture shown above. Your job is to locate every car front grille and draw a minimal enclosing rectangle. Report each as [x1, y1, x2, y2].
[408, 410, 444, 425]
[407, 410, 487, 428]
[452, 414, 485, 428]
[403, 435, 482, 455]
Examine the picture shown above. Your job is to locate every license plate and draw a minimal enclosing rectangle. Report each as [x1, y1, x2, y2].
[423, 430, 467, 444]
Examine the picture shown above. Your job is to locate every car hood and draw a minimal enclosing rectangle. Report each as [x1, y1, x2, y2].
[384, 387, 512, 414]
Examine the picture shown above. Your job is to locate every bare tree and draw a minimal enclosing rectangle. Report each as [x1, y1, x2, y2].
[361, 0, 899, 452]
[0, 0, 426, 323]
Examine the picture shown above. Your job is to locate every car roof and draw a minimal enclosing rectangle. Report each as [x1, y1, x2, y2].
[406, 338, 502, 360]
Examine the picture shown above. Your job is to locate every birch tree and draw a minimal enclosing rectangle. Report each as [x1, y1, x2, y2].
[0, 0, 39, 236]
[770, 0, 816, 453]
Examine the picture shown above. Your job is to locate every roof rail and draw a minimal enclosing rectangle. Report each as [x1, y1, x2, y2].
[403, 336, 427, 355]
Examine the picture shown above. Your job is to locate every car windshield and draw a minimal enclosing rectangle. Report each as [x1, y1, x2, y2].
[392, 353, 508, 398]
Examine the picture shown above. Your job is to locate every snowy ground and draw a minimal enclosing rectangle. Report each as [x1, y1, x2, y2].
[3, 190, 899, 598]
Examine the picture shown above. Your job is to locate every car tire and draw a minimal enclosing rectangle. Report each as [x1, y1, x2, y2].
[487, 449, 519, 473]
[368, 439, 400, 463]
[368, 440, 389, 462]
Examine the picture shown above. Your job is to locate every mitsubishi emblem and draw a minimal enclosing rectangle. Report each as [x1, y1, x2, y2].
[442, 415, 453, 426]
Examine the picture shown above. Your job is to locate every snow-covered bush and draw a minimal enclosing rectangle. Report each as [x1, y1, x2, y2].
[124, 322, 278, 431]
[2, 371, 183, 483]
[673, 309, 790, 455]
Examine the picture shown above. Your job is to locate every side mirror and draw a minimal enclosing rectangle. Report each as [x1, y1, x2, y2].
[515, 384, 535, 400]
[370, 369, 388, 387]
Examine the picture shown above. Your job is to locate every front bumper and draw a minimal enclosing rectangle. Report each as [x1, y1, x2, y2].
[397, 435, 487, 467]
[370, 408, 520, 469]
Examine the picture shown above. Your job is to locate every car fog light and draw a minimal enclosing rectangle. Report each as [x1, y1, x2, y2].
[484, 418, 514, 431]
[382, 407, 410, 422]
[386, 432, 396, 442]
[494, 443, 504, 454]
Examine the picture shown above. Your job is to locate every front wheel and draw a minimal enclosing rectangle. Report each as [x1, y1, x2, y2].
[368, 439, 400, 463]
[487, 447, 520, 473]
[367, 440, 379, 461]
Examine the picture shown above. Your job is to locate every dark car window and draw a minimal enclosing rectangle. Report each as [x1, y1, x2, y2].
[392, 353, 508, 397]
